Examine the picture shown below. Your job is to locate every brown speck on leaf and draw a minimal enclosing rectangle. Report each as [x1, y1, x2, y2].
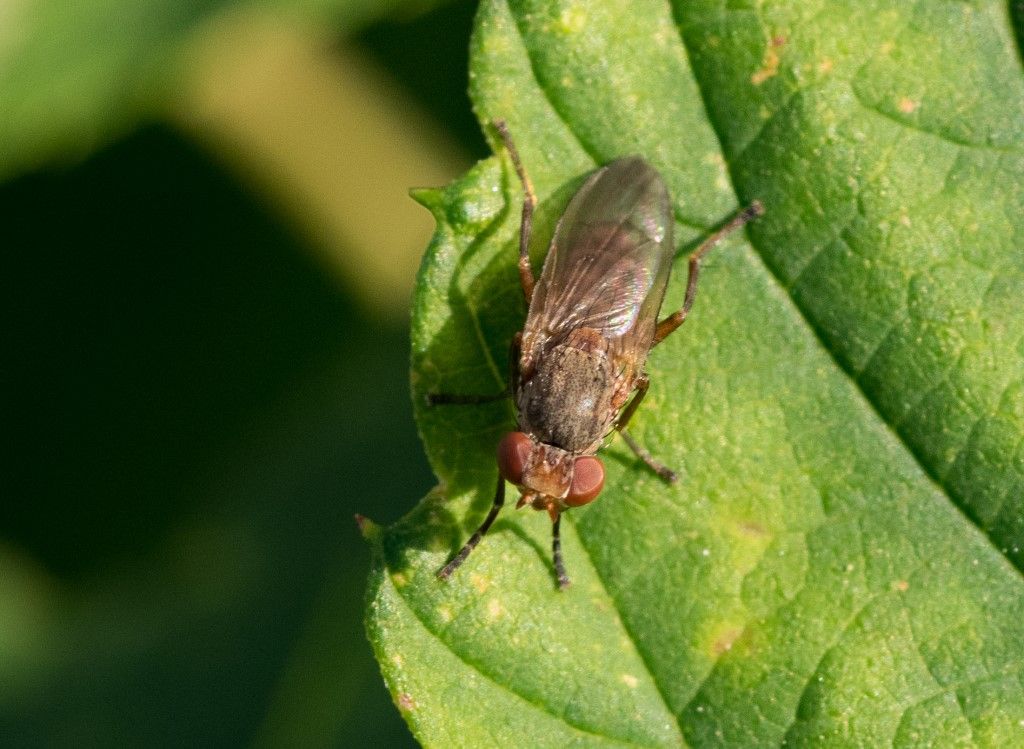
[737, 520, 769, 539]
[398, 693, 417, 712]
[712, 626, 744, 656]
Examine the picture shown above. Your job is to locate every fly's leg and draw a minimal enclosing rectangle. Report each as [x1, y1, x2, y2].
[654, 200, 764, 345]
[615, 373, 677, 483]
[494, 120, 537, 305]
[614, 372, 650, 434]
[427, 333, 521, 406]
[438, 474, 506, 580]
[620, 431, 677, 483]
[551, 514, 570, 589]
[432, 331, 520, 579]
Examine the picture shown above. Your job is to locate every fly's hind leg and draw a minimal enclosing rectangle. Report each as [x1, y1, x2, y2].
[615, 373, 677, 483]
[620, 431, 677, 484]
[654, 200, 764, 345]
[493, 120, 537, 305]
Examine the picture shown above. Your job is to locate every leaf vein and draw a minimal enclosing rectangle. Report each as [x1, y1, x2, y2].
[851, 92, 1024, 154]
[566, 514, 689, 747]
[670, 0, 1024, 583]
[777, 590, 889, 743]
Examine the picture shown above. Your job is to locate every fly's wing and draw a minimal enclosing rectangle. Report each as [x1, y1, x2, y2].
[522, 157, 675, 370]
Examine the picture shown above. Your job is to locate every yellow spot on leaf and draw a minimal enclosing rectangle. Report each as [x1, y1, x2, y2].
[751, 35, 785, 85]
[621, 673, 639, 688]
[709, 624, 745, 657]
[897, 97, 918, 114]
[751, 55, 778, 85]
[817, 57, 834, 74]
[486, 598, 504, 620]
[554, 6, 586, 35]
[471, 573, 491, 593]
[892, 579, 910, 592]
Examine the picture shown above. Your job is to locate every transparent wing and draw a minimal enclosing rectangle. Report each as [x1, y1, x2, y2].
[523, 157, 675, 368]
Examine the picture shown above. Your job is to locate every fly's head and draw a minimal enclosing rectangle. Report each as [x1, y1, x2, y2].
[496, 432, 605, 519]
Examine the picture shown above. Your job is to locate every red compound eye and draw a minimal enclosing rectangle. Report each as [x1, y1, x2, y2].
[565, 456, 604, 506]
[497, 432, 532, 485]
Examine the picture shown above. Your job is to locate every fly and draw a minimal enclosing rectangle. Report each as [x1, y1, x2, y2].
[430, 121, 762, 588]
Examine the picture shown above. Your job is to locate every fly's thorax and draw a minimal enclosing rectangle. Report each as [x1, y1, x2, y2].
[517, 339, 618, 453]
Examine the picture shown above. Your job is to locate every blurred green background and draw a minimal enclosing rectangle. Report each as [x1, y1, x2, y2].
[0, 1, 485, 745]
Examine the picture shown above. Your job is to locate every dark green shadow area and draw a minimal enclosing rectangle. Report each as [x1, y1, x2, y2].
[1011, 2, 1024, 67]
[0, 123, 427, 747]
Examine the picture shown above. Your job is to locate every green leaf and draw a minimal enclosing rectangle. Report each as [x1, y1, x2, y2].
[366, 0, 1024, 746]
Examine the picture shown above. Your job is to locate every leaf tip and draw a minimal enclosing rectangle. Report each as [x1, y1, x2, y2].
[409, 186, 443, 211]
[355, 513, 381, 540]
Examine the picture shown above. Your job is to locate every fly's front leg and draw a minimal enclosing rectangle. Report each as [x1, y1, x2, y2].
[438, 474, 506, 580]
[427, 333, 521, 406]
[494, 120, 537, 305]
[615, 373, 677, 483]
[551, 514, 570, 589]
[654, 200, 764, 345]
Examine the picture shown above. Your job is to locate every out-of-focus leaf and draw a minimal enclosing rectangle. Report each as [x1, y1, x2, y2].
[0, 0, 439, 180]
[0, 125, 424, 747]
[366, 0, 1024, 746]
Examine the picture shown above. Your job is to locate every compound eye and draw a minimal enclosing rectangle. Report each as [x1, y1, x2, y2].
[565, 456, 604, 506]
[497, 432, 532, 485]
